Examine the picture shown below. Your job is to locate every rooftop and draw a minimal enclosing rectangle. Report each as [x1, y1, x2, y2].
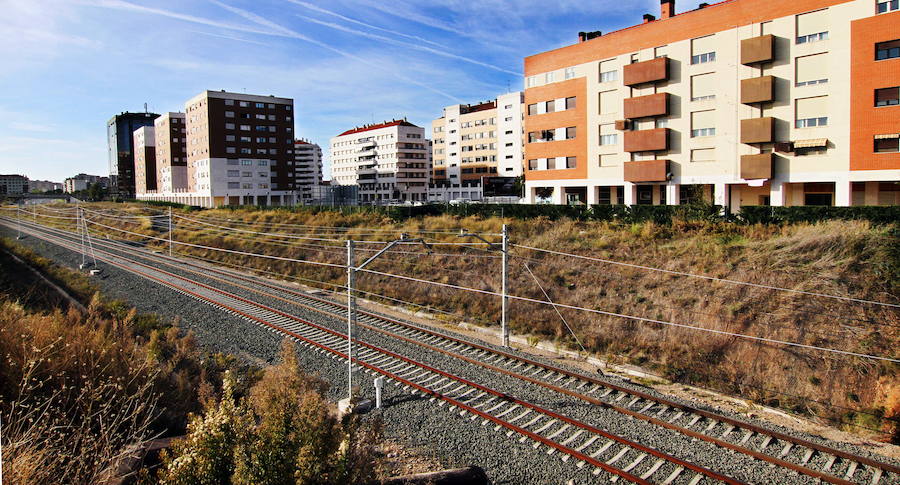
[338, 119, 419, 137]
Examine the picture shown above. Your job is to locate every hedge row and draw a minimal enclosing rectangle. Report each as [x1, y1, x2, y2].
[737, 205, 900, 225]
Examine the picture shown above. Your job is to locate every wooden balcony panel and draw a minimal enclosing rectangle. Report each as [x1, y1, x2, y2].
[624, 159, 669, 183]
[740, 117, 774, 144]
[741, 34, 775, 65]
[740, 153, 774, 180]
[623, 57, 669, 86]
[624, 93, 669, 119]
[624, 128, 669, 152]
[741, 76, 775, 104]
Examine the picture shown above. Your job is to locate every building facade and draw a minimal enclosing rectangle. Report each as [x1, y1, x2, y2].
[0, 175, 28, 195]
[429, 92, 525, 202]
[29, 180, 63, 193]
[293, 139, 323, 203]
[154, 112, 188, 193]
[331, 120, 430, 203]
[107, 111, 160, 199]
[63, 174, 108, 194]
[133, 126, 157, 194]
[138, 91, 299, 207]
[522, 0, 900, 207]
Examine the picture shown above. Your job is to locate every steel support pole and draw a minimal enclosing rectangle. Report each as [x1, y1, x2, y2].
[79, 208, 86, 268]
[168, 207, 173, 257]
[346, 239, 356, 401]
[15, 204, 22, 239]
[501, 224, 509, 347]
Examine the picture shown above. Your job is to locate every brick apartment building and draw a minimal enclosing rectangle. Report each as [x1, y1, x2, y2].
[522, 0, 900, 207]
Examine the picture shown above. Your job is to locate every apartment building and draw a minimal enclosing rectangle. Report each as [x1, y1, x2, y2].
[0, 175, 28, 195]
[522, 0, 900, 207]
[64, 174, 108, 194]
[107, 111, 160, 199]
[293, 139, 323, 203]
[429, 92, 525, 202]
[330, 120, 430, 203]
[29, 180, 63, 193]
[133, 126, 156, 194]
[154, 112, 188, 193]
[137, 90, 298, 207]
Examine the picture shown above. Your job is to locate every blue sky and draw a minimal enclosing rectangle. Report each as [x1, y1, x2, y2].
[0, 0, 706, 182]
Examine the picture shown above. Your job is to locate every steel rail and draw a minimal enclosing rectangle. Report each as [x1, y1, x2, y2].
[7, 220, 741, 485]
[8, 217, 899, 484]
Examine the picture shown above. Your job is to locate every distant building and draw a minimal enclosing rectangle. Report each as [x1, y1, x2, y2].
[429, 92, 524, 202]
[108, 111, 160, 199]
[64, 174, 108, 193]
[64, 178, 88, 193]
[133, 126, 157, 194]
[331, 120, 430, 203]
[154, 112, 188, 193]
[293, 139, 323, 203]
[29, 180, 63, 193]
[0, 175, 28, 195]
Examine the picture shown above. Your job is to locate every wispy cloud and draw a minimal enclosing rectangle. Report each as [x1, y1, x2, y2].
[186, 29, 270, 46]
[285, 0, 447, 49]
[295, 16, 519, 76]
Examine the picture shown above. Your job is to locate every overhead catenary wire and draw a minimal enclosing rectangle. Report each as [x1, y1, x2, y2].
[352, 267, 900, 364]
[513, 244, 900, 308]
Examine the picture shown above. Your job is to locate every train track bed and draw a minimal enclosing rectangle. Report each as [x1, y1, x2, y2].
[4, 219, 899, 484]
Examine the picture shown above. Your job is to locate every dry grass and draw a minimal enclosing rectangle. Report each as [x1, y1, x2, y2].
[32, 204, 900, 440]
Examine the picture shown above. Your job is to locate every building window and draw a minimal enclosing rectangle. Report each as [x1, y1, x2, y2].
[566, 97, 576, 110]
[545, 100, 556, 113]
[241, 136, 251, 142]
[655, 118, 668, 128]
[875, 135, 900, 152]
[690, 110, 716, 137]
[241, 160, 253, 166]
[527, 103, 538, 115]
[546, 158, 556, 170]
[526, 75, 538, 88]
[545, 71, 555, 83]
[691, 52, 716, 64]
[599, 133, 618, 145]
[877, 0, 898, 13]
[225, 99, 234, 106]
[876, 87, 900, 106]
[240, 125, 250, 131]
[565, 156, 577, 169]
[691, 35, 716, 64]
[225, 111, 235, 118]
[239, 101, 249, 107]
[227, 170, 239, 177]
[240, 148, 252, 154]
[796, 9, 828, 44]
[795, 53, 828, 86]
[226, 147, 236, 154]
[228, 182, 240, 189]
[528, 159, 538, 170]
[796, 116, 828, 128]
[226, 123, 235, 129]
[226, 135, 235, 141]
[599, 70, 618, 83]
[876, 39, 900, 60]
[796, 96, 828, 127]
[691, 73, 716, 101]
[565, 67, 576, 79]
[566, 126, 577, 139]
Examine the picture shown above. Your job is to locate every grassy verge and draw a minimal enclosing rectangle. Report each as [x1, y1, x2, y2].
[0, 236, 383, 482]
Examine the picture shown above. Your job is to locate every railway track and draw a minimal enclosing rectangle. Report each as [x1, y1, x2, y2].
[4, 215, 899, 484]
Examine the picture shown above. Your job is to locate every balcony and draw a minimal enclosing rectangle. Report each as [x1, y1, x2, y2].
[624, 93, 669, 119]
[623, 57, 668, 86]
[624, 128, 669, 152]
[740, 117, 774, 144]
[624, 160, 669, 183]
[741, 34, 774, 65]
[740, 153, 774, 180]
[741, 76, 775, 104]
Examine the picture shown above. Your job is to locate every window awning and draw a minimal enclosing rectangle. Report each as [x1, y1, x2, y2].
[793, 138, 828, 148]
[874, 133, 900, 140]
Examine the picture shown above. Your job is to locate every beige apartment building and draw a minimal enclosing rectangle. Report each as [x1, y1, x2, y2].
[330, 120, 430, 203]
[293, 139, 323, 203]
[138, 90, 299, 207]
[429, 92, 525, 202]
[154, 112, 188, 193]
[522, 0, 900, 207]
[133, 126, 156, 194]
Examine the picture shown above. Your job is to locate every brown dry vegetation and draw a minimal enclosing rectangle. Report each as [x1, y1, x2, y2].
[27, 204, 900, 441]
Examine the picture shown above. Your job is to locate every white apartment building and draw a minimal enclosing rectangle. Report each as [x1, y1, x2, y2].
[429, 92, 525, 202]
[293, 139, 323, 203]
[330, 120, 430, 203]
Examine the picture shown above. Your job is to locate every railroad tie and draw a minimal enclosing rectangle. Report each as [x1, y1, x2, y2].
[661, 466, 684, 485]
[844, 461, 858, 480]
[869, 467, 882, 485]
[640, 459, 666, 480]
